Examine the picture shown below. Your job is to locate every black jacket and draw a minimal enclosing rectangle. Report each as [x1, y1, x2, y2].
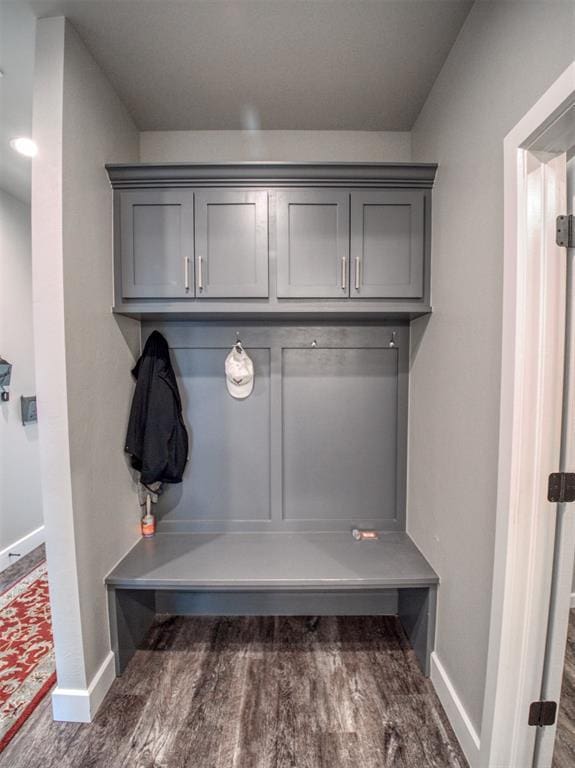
[125, 331, 188, 485]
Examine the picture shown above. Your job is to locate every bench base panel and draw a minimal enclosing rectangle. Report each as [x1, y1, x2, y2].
[108, 586, 436, 677]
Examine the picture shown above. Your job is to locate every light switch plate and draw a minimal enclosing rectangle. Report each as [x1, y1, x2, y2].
[21, 396, 37, 425]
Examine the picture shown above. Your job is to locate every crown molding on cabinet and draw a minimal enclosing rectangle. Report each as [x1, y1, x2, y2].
[106, 162, 438, 189]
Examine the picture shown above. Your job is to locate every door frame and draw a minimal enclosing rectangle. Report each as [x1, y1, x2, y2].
[534, 147, 575, 767]
[480, 63, 575, 768]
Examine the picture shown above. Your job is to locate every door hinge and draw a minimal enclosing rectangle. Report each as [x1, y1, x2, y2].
[548, 472, 575, 502]
[528, 700, 557, 727]
[556, 215, 575, 248]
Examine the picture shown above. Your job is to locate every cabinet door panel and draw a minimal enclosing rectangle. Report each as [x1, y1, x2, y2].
[195, 190, 268, 298]
[120, 190, 194, 299]
[351, 190, 424, 298]
[276, 190, 350, 298]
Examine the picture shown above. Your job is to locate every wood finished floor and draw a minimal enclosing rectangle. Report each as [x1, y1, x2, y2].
[553, 608, 575, 768]
[0, 615, 468, 768]
[0, 544, 46, 593]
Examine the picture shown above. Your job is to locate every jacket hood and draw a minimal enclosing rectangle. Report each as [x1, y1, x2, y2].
[132, 330, 170, 380]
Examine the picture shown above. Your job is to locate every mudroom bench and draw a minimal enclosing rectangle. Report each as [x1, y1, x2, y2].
[106, 531, 438, 676]
[105, 163, 440, 683]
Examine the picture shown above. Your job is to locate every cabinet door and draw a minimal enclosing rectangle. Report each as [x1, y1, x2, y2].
[120, 189, 194, 299]
[350, 190, 424, 298]
[194, 190, 268, 298]
[276, 190, 350, 298]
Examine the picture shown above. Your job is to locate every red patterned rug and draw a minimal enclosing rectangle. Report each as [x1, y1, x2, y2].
[0, 562, 56, 752]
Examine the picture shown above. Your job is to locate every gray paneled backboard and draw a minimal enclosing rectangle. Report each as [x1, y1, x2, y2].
[350, 190, 424, 298]
[282, 347, 399, 522]
[276, 189, 350, 298]
[158, 347, 271, 524]
[147, 323, 408, 534]
[120, 189, 194, 298]
[194, 189, 269, 298]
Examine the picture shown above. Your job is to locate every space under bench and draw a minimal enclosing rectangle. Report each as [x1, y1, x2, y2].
[105, 531, 439, 676]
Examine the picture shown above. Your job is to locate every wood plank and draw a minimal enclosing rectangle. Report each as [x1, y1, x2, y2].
[0, 545, 46, 593]
[116, 616, 214, 768]
[232, 618, 278, 768]
[160, 617, 253, 768]
[0, 616, 467, 768]
[553, 608, 575, 768]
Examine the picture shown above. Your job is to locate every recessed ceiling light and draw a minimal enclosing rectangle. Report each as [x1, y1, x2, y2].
[9, 137, 38, 157]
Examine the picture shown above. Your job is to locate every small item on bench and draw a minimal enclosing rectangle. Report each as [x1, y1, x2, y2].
[352, 528, 379, 541]
[138, 481, 160, 538]
[141, 495, 156, 538]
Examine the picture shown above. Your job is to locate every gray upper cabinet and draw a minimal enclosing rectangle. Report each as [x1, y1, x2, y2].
[276, 189, 350, 298]
[350, 190, 425, 299]
[120, 189, 194, 299]
[194, 190, 269, 298]
[108, 163, 436, 315]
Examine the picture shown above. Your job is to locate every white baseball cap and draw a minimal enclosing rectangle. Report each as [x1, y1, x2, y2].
[225, 345, 254, 399]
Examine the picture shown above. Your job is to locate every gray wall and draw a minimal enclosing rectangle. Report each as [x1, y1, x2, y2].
[33, 17, 140, 690]
[408, 0, 574, 735]
[61, 21, 141, 684]
[0, 190, 43, 556]
[140, 130, 412, 163]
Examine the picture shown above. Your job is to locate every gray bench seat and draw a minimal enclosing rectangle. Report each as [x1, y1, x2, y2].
[106, 531, 438, 675]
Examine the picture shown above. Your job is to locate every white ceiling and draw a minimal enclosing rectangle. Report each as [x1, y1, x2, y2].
[0, 1, 36, 202]
[30, 0, 473, 132]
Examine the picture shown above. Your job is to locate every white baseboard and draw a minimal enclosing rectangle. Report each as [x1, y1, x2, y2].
[430, 652, 481, 768]
[0, 525, 45, 573]
[570, 592, 575, 608]
[51, 651, 116, 722]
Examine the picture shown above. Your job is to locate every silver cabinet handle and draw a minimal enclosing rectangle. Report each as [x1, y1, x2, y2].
[341, 256, 347, 290]
[355, 257, 361, 290]
[184, 257, 190, 292]
[198, 256, 203, 291]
